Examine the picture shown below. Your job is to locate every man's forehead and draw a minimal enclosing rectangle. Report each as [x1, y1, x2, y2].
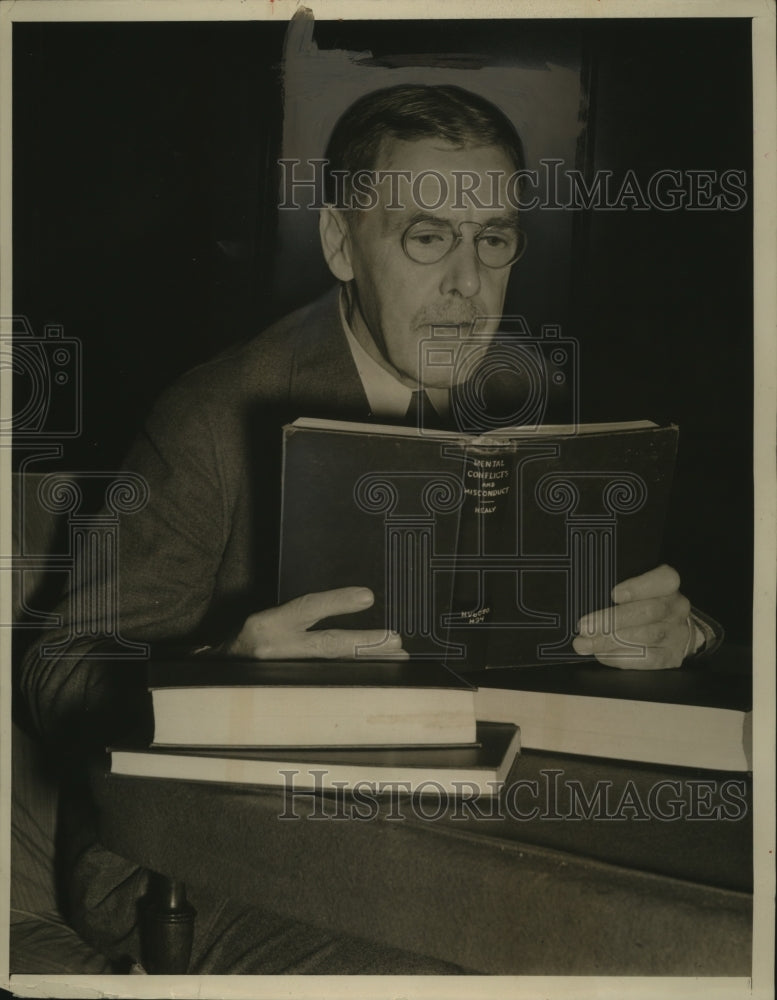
[364, 136, 519, 224]
[375, 135, 514, 174]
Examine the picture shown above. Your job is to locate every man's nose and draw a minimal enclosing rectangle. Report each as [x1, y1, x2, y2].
[438, 238, 482, 299]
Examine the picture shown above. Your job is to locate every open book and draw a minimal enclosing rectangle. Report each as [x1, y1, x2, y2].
[279, 417, 678, 668]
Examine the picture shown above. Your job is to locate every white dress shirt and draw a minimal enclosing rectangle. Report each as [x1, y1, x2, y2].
[339, 291, 450, 423]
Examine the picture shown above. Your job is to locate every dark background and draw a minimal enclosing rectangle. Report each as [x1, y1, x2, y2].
[12, 18, 753, 643]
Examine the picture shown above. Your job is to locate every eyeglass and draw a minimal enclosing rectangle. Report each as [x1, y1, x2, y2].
[402, 219, 526, 269]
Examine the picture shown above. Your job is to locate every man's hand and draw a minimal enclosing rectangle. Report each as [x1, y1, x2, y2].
[222, 587, 408, 660]
[572, 564, 698, 670]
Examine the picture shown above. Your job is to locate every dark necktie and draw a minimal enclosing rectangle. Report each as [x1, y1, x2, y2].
[403, 390, 449, 430]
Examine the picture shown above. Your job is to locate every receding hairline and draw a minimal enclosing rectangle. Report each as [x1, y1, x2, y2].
[323, 84, 526, 202]
[371, 133, 520, 173]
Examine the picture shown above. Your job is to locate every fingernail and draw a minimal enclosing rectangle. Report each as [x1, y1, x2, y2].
[355, 588, 374, 606]
[574, 637, 593, 654]
[578, 616, 595, 635]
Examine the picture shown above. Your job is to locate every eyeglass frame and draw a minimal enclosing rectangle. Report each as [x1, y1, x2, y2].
[401, 217, 527, 269]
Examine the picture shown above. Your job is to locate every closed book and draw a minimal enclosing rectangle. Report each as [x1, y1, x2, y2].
[148, 658, 476, 748]
[110, 721, 520, 796]
[279, 417, 678, 668]
[471, 654, 752, 771]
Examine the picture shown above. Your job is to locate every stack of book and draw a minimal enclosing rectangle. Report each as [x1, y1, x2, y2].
[109, 659, 521, 795]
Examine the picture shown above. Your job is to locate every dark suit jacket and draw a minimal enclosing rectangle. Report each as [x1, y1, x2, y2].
[20, 286, 373, 743]
[21, 283, 704, 743]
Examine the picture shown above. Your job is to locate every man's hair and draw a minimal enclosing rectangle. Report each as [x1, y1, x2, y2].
[323, 84, 526, 205]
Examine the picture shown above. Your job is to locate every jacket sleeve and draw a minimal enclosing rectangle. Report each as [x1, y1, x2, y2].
[687, 607, 725, 660]
[18, 372, 239, 748]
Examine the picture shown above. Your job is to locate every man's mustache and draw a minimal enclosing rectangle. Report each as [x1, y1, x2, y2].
[412, 301, 486, 329]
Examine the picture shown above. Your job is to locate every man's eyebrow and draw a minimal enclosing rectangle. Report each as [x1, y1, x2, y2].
[384, 211, 439, 233]
[385, 210, 521, 233]
[482, 211, 521, 228]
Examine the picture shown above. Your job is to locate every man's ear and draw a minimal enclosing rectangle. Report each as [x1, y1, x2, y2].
[319, 208, 354, 282]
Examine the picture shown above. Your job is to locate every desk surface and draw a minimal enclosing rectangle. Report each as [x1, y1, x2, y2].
[93, 748, 752, 976]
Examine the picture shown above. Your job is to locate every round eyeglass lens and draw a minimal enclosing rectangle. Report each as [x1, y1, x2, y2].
[476, 228, 521, 268]
[403, 223, 455, 264]
[402, 221, 521, 267]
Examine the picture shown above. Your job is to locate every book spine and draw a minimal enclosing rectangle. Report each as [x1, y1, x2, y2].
[443, 442, 518, 668]
[446, 439, 575, 669]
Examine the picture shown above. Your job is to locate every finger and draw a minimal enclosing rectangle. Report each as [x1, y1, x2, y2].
[573, 633, 647, 659]
[575, 621, 674, 655]
[578, 593, 690, 635]
[246, 623, 404, 660]
[299, 628, 407, 660]
[578, 600, 659, 636]
[592, 645, 685, 671]
[611, 564, 681, 604]
[273, 588, 375, 629]
[574, 626, 686, 663]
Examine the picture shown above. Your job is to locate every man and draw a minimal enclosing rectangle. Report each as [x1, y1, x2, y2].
[19, 83, 718, 973]
[185, 83, 710, 670]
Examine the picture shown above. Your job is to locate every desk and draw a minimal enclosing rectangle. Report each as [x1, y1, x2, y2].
[93, 749, 752, 975]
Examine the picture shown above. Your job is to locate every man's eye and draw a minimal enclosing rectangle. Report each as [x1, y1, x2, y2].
[480, 233, 509, 249]
[410, 232, 448, 245]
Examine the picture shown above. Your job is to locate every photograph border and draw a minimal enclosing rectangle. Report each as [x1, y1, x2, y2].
[1, 1, 774, 998]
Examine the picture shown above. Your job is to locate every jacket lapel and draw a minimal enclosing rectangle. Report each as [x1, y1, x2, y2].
[288, 286, 371, 419]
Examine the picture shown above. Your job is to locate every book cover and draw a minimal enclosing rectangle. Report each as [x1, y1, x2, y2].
[110, 721, 520, 796]
[279, 418, 679, 668]
[147, 657, 477, 748]
[471, 654, 752, 771]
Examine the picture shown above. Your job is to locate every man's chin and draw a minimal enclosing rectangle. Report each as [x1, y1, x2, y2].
[418, 321, 472, 339]
[412, 324, 493, 388]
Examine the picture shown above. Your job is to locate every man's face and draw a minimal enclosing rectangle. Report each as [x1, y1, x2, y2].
[340, 138, 519, 388]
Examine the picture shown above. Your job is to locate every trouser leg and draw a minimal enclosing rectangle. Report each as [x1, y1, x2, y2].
[68, 842, 467, 975]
